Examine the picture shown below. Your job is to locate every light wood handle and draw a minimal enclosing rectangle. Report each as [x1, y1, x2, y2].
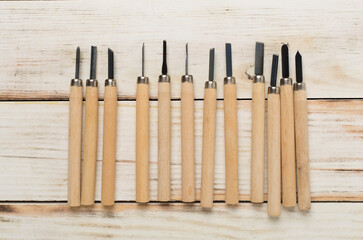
[68, 85, 83, 207]
[267, 93, 281, 216]
[223, 83, 239, 205]
[280, 84, 297, 207]
[136, 83, 149, 203]
[101, 86, 117, 206]
[251, 82, 265, 203]
[158, 82, 171, 202]
[181, 81, 195, 202]
[201, 87, 217, 208]
[81, 86, 99, 206]
[294, 89, 311, 211]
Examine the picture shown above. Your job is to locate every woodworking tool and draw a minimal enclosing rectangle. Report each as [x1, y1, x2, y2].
[136, 43, 150, 203]
[101, 48, 118, 206]
[267, 54, 281, 216]
[201, 48, 217, 208]
[294, 51, 311, 211]
[251, 42, 265, 203]
[280, 44, 297, 207]
[181, 43, 195, 202]
[81, 46, 99, 206]
[223, 43, 239, 205]
[68, 47, 83, 207]
[158, 40, 171, 202]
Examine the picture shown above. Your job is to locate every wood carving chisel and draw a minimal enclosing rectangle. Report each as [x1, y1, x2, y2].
[294, 51, 311, 211]
[81, 46, 99, 206]
[201, 48, 217, 208]
[223, 43, 239, 205]
[68, 47, 83, 207]
[136, 43, 150, 203]
[181, 43, 195, 203]
[158, 40, 171, 202]
[251, 42, 265, 203]
[101, 48, 117, 206]
[280, 44, 297, 207]
[267, 54, 281, 216]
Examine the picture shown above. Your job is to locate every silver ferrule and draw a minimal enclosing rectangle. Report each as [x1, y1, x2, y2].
[181, 75, 193, 83]
[159, 75, 170, 83]
[294, 82, 306, 91]
[280, 78, 292, 86]
[205, 81, 217, 89]
[252, 75, 265, 83]
[70, 79, 82, 87]
[137, 76, 149, 84]
[268, 86, 280, 94]
[86, 79, 98, 87]
[105, 79, 116, 87]
[224, 76, 236, 84]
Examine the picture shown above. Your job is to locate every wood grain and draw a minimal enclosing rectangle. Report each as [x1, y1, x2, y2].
[223, 83, 239, 205]
[158, 82, 171, 202]
[201, 88, 217, 208]
[294, 89, 311, 210]
[81, 86, 98, 206]
[0, 203, 362, 239]
[251, 82, 265, 203]
[136, 83, 150, 203]
[267, 93, 281, 216]
[181, 81, 195, 202]
[280, 84, 297, 207]
[67, 86, 83, 207]
[101, 85, 117, 206]
[0, 0, 363, 99]
[0, 100, 362, 202]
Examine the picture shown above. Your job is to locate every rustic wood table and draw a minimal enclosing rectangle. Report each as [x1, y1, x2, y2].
[0, 0, 362, 239]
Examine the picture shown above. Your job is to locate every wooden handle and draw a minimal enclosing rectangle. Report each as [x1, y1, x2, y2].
[251, 82, 265, 203]
[101, 86, 117, 206]
[136, 83, 149, 203]
[267, 93, 281, 216]
[280, 84, 297, 207]
[181, 81, 195, 202]
[223, 83, 239, 205]
[201, 87, 217, 208]
[158, 82, 171, 202]
[68, 85, 83, 207]
[81, 86, 99, 206]
[294, 89, 311, 211]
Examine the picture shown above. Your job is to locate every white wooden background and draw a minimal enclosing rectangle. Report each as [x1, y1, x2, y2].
[0, 0, 362, 239]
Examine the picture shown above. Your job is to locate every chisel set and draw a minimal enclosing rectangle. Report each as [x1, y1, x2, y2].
[68, 41, 311, 216]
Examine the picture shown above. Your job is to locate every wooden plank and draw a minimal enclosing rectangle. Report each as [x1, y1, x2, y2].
[0, 203, 362, 239]
[0, 0, 363, 100]
[0, 100, 362, 201]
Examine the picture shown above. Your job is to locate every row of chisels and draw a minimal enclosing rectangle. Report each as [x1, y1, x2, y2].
[68, 41, 311, 217]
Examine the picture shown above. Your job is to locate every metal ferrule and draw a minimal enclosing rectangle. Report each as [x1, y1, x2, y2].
[86, 79, 98, 87]
[105, 79, 116, 87]
[137, 76, 149, 84]
[224, 76, 236, 85]
[181, 75, 193, 83]
[205, 81, 216, 89]
[294, 82, 306, 91]
[268, 86, 280, 94]
[70, 79, 82, 87]
[280, 78, 292, 86]
[158, 75, 170, 83]
[252, 75, 265, 83]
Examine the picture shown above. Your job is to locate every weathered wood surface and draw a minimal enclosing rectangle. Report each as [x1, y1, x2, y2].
[0, 0, 363, 99]
[0, 203, 362, 239]
[0, 100, 362, 201]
